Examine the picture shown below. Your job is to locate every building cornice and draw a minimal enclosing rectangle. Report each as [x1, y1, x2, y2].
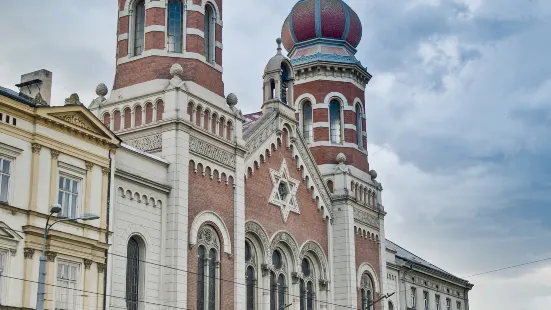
[115, 168, 172, 193]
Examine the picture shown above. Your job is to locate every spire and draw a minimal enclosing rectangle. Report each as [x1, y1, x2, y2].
[276, 37, 283, 55]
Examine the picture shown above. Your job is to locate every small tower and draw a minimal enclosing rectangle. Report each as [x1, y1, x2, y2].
[262, 38, 295, 117]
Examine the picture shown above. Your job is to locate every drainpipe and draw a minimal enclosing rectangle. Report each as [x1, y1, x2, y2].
[103, 150, 113, 310]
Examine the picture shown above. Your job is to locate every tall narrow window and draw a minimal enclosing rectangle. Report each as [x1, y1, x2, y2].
[300, 280, 306, 310]
[114, 110, 121, 131]
[270, 272, 276, 310]
[356, 104, 363, 148]
[281, 64, 290, 104]
[134, 1, 146, 56]
[270, 80, 276, 99]
[361, 289, 367, 310]
[197, 246, 206, 310]
[56, 262, 78, 310]
[270, 249, 287, 310]
[197, 226, 220, 310]
[145, 103, 153, 124]
[306, 281, 313, 310]
[329, 100, 341, 143]
[204, 4, 215, 63]
[411, 287, 417, 308]
[457, 301, 461, 310]
[435, 295, 441, 310]
[103, 112, 111, 128]
[246, 266, 255, 310]
[126, 237, 141, 310]
[167, 0, 183, 53]
[424, 291, 429, 310]
[0, 158, 11, 203]
[388, 301, 394, 310]
[124, 108, 131, 129]
[277, 274, 285, 308]
[134, 106, 143, 127]
[57, 176, 79, 218]
[302, 101, 313, 143]
[360, 273, 374, 310]
[446, 298, 451, 310]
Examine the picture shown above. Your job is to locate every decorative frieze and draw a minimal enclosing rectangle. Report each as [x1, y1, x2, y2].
[189, 136, 235, 168]
[246, 121, 277, 154]
[353, 208, 380, 228]
[126, 134, 162, 152]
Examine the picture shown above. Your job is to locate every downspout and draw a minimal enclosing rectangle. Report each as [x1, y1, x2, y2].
[103, 150, 113, 310]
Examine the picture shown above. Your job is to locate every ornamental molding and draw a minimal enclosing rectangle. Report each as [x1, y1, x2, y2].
[353, 208, 380, 228]
[299, 241, 328, 280]
[245, 120, 278, 155]
[270, 231, 300, 271]
[291, 52, 360, 66]
[268, 159, 300, 223]
[53, 113, 99, 134]
[245, 221, 271, 265]
[292, 135, 333, 218]
[126, 134, 162, 152]
[189, 136, 236, 169]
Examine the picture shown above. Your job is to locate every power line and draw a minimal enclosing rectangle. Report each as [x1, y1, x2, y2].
[464, 257, 551, 278]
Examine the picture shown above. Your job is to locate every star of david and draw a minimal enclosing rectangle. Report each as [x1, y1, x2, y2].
[268, 159, 300, 222]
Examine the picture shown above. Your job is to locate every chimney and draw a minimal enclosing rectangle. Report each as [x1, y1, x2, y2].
[15, 69, 52, 106]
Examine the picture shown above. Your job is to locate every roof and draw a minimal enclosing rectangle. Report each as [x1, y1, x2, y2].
[243, 111, 263, 131]
[121, 143, 168, 164]
[0, 86, 34, 106]
[386, 239, 459, 278]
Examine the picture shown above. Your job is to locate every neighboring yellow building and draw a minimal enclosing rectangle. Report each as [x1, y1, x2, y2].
[0, 69, 119, 309]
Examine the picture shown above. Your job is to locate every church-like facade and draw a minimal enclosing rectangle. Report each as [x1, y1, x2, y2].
[84, 1, 472, 310]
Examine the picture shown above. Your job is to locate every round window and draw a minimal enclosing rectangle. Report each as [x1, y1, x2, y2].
[272, 250, 283, 269]
[302, 258, 310, 277]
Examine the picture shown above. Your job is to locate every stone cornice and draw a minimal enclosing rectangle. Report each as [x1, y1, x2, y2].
[115, 168, 172, 193]
[397, 256, 473, 288]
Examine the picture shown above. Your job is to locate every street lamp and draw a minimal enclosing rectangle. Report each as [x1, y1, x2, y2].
[36, 204, 100, 310]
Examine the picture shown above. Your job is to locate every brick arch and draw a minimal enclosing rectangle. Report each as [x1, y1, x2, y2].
[357, 262, 380, 293]
[324, 92, 348, 105]
[189, 210, 232, 254]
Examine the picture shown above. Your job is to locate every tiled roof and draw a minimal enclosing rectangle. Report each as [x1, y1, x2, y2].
[386, 239, 456, 277]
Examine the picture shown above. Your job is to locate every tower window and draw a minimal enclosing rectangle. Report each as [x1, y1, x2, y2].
[167, 0, 183, 53]
[270, 80, 276, 99]
[281, 64, 290, 104]
[356, 104, 363, 148]
[204, 4, 215, 63]
[329, 100, 342, 143]
[133, 0, 146, 56]
[302, 101, 313, 143]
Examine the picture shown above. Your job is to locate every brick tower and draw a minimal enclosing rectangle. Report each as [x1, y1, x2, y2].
[114, 0, 224, 96]
[281, 1, 384, 308]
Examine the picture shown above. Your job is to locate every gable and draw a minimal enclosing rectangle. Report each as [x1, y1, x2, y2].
[244, 112, 333, 220]
[37, 105, 120, 147]
[0, 221, 23, 250]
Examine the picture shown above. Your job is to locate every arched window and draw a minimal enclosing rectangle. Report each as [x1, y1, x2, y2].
[124, 108, 131, 129]
[156, 100, 164, 121]
[245, 240, 257, 310]
[204, 4, 215, 63]
[329, 100, 342, 143]
[360, 273, 374, 310]
[126, 236, 144, 310]
[145, 103, 153, 124]
[300, 258, 315, 310]
[103, 113, 111, 128]
[281, 64, 290, 104]
[197, 226, 220, 310]
[388, 301, 394, 310]
[134, 105, 143, 126]
[302, 101, 313, 143]
[270, 249, 287, 310]
[167, 0, 184, 53]
[270, 80, 276, 99]
[356, 104, 363, 148]
[113, 110, 121, 131]
[133, 0, 146, 56]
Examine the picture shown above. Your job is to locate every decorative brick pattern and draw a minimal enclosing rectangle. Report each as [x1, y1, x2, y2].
[320, 0, 346, 39]
[292, 0, 317, 42]
[346, 5, 362, 47]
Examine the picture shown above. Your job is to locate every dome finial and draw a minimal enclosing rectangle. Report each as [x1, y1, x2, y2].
[276, 38, 283, 55]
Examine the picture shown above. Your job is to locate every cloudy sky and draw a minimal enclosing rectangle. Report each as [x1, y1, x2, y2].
[1, 0, 550, 308]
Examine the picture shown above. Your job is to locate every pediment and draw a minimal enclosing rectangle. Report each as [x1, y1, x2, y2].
[37, 105, 120, 145]
[0, 222, 22, 242]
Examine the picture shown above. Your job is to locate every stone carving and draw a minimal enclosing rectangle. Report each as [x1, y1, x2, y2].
[127, 134, 162, 152]
[102, 167, 110, 176]
[189, 136, 236, 168]
[84, 259, 93, 270]
[85, 161, 94, 171]
[300, 241, 328, 279]
[353, 208, 380, 228]
[246, 121, 277, 154]
[33, 93, 47, 105]
[245, 221, 271, 264]
[268, 159, 300, 223]
[270, 231, 300, 270]
[64, 93, 83, 105]
[198, 226, 219, 251]
[292, 134, 333, 217]
[31, 143, 42, 154]
[46, 251, 57, 262]
[96, 83, 108, 98]
[97, 263, 105, 273]
[9, 248, 16, 256]
[24, 248, 35, 259]
[55, 114, 94, 132]
[50, 149, 60, 159]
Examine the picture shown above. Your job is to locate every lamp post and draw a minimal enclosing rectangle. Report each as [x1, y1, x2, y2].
[36, 204, 100, 310]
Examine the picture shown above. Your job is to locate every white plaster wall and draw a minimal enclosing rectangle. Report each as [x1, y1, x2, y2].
[0, 209, 26, 308]
[0, 132, 31, 209]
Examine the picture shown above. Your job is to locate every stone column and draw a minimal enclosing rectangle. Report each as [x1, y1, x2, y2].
[200, 111, 205, 129]
[208, 114, 213, 134]
[131, 109, 136, 127]
[29, 143, 42, 211]
[44, 251, 57, 310]
[96, 263, 105, 310]
[99, 167, 110, 237]
[191, 107, 197, 125]
[234, 153, 246, 309]
[49, 150, 60, 206]
[22, 248, 35, 308]
[215, 119, 220, 136]
[83, 259, 93, 309]
[84, 162, 94, 213]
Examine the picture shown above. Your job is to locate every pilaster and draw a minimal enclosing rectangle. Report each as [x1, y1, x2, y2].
[233, 153, 246, 309]
[29, 143, 42, 212]
[49, 149, 60, 206]
[84, 161, 94, 213]
[22, 248, 35, 308]
[83, 259, 93, 309]
[97, 263, 105, 310]
[44, 251, 57, 310]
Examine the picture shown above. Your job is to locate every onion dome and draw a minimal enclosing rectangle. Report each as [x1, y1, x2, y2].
[281, 0, 363, 52]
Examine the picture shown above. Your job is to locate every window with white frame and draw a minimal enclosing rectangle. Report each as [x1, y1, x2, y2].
[56, 262, 79, 310]
[329, 100, 342, 144]
[0, 250, 6, 305]
[197, 225, 220, 310]
[302, 101, 313, 143]
[0, 158, 11, 203]
[424, 291, 429, 310]
[133, 0, 146, 56]
[355, 104, 363, 148]
[204, 3, 216, 63]
[58, 175, 80, 218]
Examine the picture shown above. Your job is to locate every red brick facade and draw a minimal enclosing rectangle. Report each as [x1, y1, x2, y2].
[294, 80, 365, 107]
[188, 164, 235, 310]
[310, 146, 369, 172]
[355, 234, 382, 310]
